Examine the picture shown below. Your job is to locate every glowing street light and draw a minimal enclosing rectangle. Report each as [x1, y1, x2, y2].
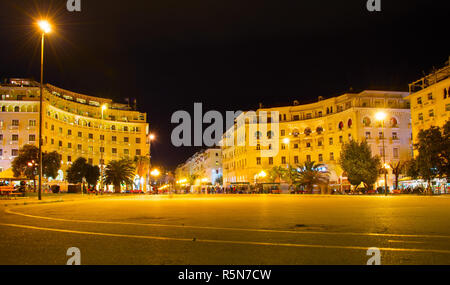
[38, 20, 52, 34]
[147, 133, 156, 192]
[37, 19, 52, 201]
[258, 170, 267, 178]
[376, 110, 388, 196]
[151, 169, 160, 177]
[283, 138, 290, 144]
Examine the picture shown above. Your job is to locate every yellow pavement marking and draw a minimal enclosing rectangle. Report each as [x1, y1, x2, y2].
[1, 222, 450, 254]
[5, 207, 450, 240]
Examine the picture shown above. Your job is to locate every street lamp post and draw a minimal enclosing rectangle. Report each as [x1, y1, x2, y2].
[148, 134, 155, 193]
[100, 104, 107, 194]
[37, 20, 51, 201]
[376, 111, 388, 196]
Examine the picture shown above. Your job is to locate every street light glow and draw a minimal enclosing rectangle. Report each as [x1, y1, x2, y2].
[101, 104, 107, 111]
[375, 111, 386, 121]
[151, 169, 160, 177]
[38, 20, 52, 34]
[283, 138, 290, 144]
[149, 133, 155, 140]
[258, 170, 267, 178]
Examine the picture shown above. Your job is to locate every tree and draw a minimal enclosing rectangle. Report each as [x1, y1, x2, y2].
[406, 158, 420, 180]
[268, 166, 285, 183]
[104, 159, 135, 193]
[85, 164, 100, 189]
[296, 161, 329, 193]
[339, 140, 381, 190]
[214, 174, 223, 185]
[11, 145, 61, 191]
[134, 155, 149, 190]
[43, 151, 61, 179]
[389, 161, 404, 190]
[413, 123, 449, 193]
[188, 173, 199, 186]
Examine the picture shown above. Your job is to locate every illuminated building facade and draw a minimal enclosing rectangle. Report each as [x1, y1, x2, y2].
[221, 90, 412, 191]
[0, 79, 149, 181]
[407, 61, 450, 156]
[175, 148, 222, 187]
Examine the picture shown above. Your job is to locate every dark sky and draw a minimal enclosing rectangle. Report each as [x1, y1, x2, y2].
[0, 0, 448, 170]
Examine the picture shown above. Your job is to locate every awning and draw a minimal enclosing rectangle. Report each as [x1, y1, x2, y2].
[0, 168, 26, 180]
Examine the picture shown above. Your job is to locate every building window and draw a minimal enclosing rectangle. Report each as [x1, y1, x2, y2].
[12, 120, 19, 126]
[280, 130, 285, 136]
[29, 135, 36, 142]
[294, 156, 299, 164]
[77, 144, 82, 150]
[446, 104, 450, 112]
[281, 156, 286, 164]
[393, 148, 399, 159]
[68, 156, 72, 162]
[59, 127, 63, 134]
[78, 131, 82, 137]
[318, 140, 323, 146]
[29, 120, 36, 126]
[0, 149, 3, 156]
[136, 137, 141, 143]
[112, 148, 117, 154]
[51, 125, 54, 131]
[0, 134, 3, 141]
[88, 133, 94, 139]
[338, 121, 344, 130]
[293, 143, 299, 149]
[417, 97, 422, 104]
[339, 136, 343, 143]
[392, 132, 398, 140]
[330, 152, 334, 161]
[100, 147, 104, 153]
[68, 129, 72, 135]
[124, 149, 129, 155]
[256, 144, 261, 150]
[12, 149, 19, 156]
[51, 138, 54, 145]
[293, 115, 299, 121]
[429, 109, 434, 117]
[306, 142, 311, 148]
[428, 93, 433, 100]
[418, 113, 423, 121]
[68, 143, 72, 148]
[306, 155, 311, 162]
[112, 136, 117, 142]
[124, 137, 129, 143]
[136, 149, 141, 156]
[362, 117, 371, 127]
[268, 157, 273, 165]
[100, 135, 105, 140]
[256, 157, 261, 165]
[329, 137, 333, 145]
[318, 154, 323, 162]
[281, 144, 285, 150]
[12, 134, 18, 141]
[365, 132, 371, 139]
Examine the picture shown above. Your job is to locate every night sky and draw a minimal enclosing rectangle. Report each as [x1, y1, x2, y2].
[0, 0, 448, 170]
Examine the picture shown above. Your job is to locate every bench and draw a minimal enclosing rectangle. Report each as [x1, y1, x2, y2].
[0, 186, 25, 198]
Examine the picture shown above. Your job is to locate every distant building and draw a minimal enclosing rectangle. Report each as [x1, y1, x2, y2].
[175, 148, 222, 187]
[407, 59, 450, 156]
[221, 90, 413, 191]
[0, 79, 149, 182]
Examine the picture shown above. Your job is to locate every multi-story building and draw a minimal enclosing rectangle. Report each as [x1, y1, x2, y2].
[0, 79, 149, 182]
[407, 60, 450, 155]
[221, 90, 412, 191]
[175, 148, 222, 187]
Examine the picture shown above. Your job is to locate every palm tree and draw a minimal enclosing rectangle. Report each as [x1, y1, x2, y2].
[134, 155, 150, 191]
[104, 159, 135, 193]
[282, 165, 300, 192]
[297, 161, 329, 193]
[389, 161, 404, 190]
